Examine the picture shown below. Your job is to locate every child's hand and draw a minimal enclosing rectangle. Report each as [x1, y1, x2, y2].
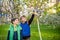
[33, 11, 38, 16]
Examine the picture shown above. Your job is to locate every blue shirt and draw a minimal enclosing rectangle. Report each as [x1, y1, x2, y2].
[20, 22, 30, 36]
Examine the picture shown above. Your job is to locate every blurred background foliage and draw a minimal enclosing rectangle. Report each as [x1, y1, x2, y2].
[0, 0, 60, 40]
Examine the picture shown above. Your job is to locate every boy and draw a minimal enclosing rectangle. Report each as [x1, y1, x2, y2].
[7, 18, 22, 40]
[20, 13, 35, 40]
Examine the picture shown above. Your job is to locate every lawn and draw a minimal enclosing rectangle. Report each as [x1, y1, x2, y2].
[0, 23, 60, 40]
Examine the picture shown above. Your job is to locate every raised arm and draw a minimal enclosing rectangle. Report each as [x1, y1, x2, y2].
[28, 14, 35, 25]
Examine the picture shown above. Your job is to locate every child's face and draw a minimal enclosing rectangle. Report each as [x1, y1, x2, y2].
[21, 17, 27, 23]
[13, 19, 19, 25]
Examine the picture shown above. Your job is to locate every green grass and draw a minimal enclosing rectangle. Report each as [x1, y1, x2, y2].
[0, 23, 60, 40]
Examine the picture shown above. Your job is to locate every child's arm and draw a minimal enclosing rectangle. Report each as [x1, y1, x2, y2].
[7, 31, 10, 40]
[28, 14, 35, 25]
